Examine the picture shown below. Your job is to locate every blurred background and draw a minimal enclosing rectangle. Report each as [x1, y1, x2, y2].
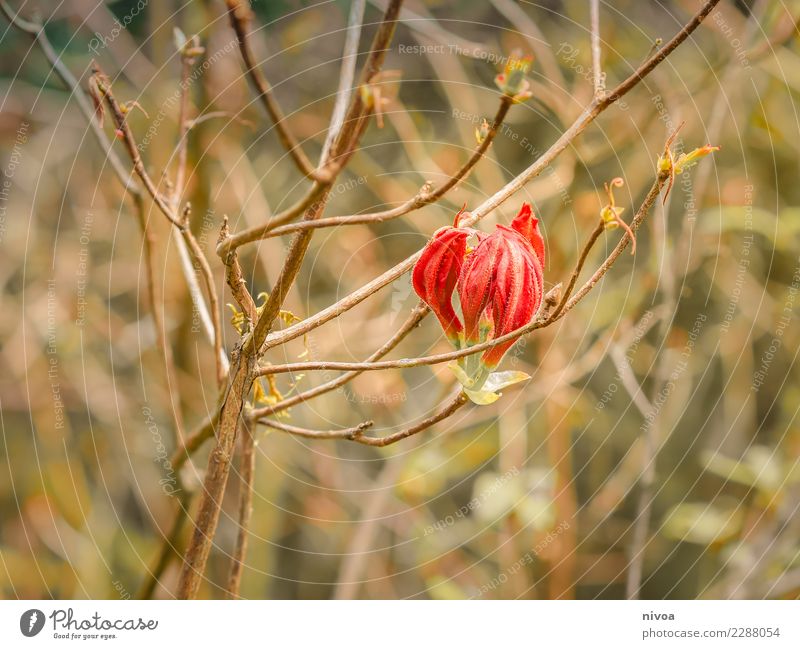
[1, 0, 800, 599]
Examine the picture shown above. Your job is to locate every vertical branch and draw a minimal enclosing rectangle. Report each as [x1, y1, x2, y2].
[225, 0, 318, 179]
[177, 346, 254, 599]
[135, 491, 192, 599]
[179, 204, 225, 387]
[134, 194, 186, 444]
[226, 420, 256, 598]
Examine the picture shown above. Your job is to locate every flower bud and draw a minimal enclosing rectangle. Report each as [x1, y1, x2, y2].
[494, 53, 533, 103]
[458, 203, 545, 372]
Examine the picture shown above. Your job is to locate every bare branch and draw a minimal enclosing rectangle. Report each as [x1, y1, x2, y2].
[180, 205, 225, 387]
[255, 97, 514, 240]
[217, 181, 326, 254]
[554, 173, 669, 317]
[226, 420, 256, 598]
[547, 220, 604, 323]
[136, 491, 192, 599]
[350, 390, 467, 447]
[250, 302, 428, 420]
[260, 418, 374, 440]
[225, 0, 319, 179]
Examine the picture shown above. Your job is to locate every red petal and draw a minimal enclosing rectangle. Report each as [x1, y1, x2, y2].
[510, 202, 545, 268]
[412, 227, 470, 341]
[458, 233, 502, 344]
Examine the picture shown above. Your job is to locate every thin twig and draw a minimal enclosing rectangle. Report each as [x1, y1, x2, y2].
[351, 390, 467, 447]
[557, 173, 669, 316]
[547, 220, 604, 323]
[218, 181, 326, 253]
[92, 70, 226, 384]
[225, 0, 318, 179]
[262, 389, 465, 447]
[133, 194, 186, 445]
[179, 205, 225, 387]
[260, 418, 374, 439]
[259, 97, 514, 240]
[170, 43, 197, 211]
[220, 215, 257, 323]
[250, 302, 429, 420]
[136, 490, 192, 599]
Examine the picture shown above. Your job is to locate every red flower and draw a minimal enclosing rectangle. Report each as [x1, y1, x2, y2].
[412, 203, 545, 377]
[459, 204, 544, 369]
[411, 210, 480, 345]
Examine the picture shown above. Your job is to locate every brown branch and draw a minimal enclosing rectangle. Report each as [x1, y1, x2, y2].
[134, 194, 186, 445]
[91, 65, 182, 227]
[170, 40, 199, 211]
[546, 219, 605, 323]
[254, 97, 514, 240]
[136, 490, 192, 599]
[260, 418, 374, 440]
[91, 66, 226, 383]
[177, 346, 254, 599]
[217, 181, 326, 254]
[555, 173, 670, 317]
[180, 204, 225, 387]
[225, 0, 318, 179]
[250, 302, 429, 420]
[226, 420, 256, 598]
[259, 0, 721, 353]
[0, 2, 138, 195]
[350, 390, 468, 447]
[220, 215, 257, 323]
[602, 0, 721, 104]
[260, 390, 466, 447]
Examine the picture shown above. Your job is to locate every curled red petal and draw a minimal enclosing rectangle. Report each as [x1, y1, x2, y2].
[412, 226, 470, 342]
[510, 202, 546, 268]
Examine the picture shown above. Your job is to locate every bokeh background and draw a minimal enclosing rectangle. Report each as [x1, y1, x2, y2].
[1, 0, 800, 599]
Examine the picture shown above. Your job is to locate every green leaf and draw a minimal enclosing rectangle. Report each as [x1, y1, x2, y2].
[463, 370, 530, 405]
